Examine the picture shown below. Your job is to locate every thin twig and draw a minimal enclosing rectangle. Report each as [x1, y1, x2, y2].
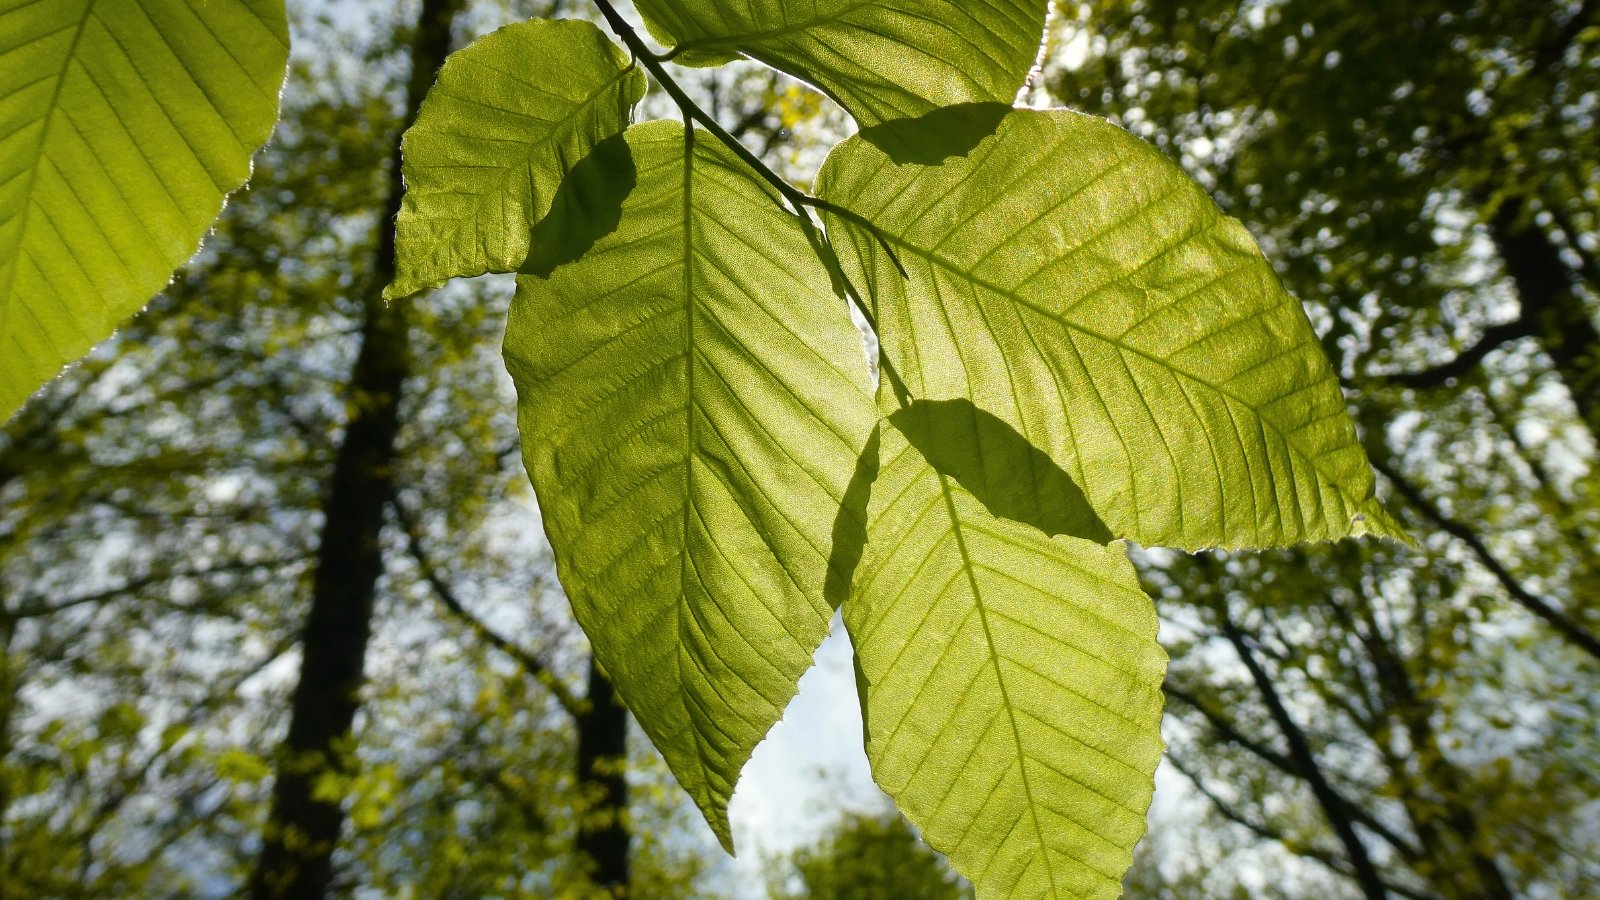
[390, 493, 583, 718]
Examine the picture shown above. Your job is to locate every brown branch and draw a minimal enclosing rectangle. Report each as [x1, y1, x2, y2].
[1371, 456, 1600, 660]
[1380, 318, 1536, 389]
[1165, 683, 1421, 860]
[1221, 614, 1391, 900]
[389, 494, 583, 719]
[8, 556, 313, 621]
[1165, 755, 1434, 900]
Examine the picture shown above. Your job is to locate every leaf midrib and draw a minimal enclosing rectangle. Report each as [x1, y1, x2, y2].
[672, 123, 731, 840]
[0, 0, 95, 340]
[870, 223, 1362, 524]
[933, 466, 1062, 898]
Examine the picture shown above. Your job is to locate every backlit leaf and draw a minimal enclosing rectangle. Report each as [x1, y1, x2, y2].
[0, 0, 289, 421]
[841, 408, 1166, 900]
[632, 0, 1049, 126]
[817, 105, 1405, 550]
[386, 18, 645, 300]
[503, 120, 874, 848]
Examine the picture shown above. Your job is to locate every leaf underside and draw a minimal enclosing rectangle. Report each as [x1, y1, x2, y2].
[386, 17, 645, 300]
[0, 0, 289, 421]
[632, 0, 1049, 126]
[503, 120, 875, 849]
[843, 410, 1166, 900]
[817, 106, 1406, 551]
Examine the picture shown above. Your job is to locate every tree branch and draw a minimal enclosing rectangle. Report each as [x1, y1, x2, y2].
[1370, 455, 1600, 660]
[389, 494, 583, 719]
[1165, 682, 1421, 860]
[8, 556, 313, 621]
[1221, 614, 1392, 900]
[1165, 755, 1433, 900]
[1380, 318, 1535, 389]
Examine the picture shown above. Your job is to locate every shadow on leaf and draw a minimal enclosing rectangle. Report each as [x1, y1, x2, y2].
[521, 132, 636, 277]
[856, 102, 1011, 165]
[826, 424, 880, 612]
[890, 398, 1111, 544]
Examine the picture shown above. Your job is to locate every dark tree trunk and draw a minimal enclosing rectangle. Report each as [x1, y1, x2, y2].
[1488, 197, 1600, 444]
[575, 657, 631, 894]
[247, 1, 462, 896]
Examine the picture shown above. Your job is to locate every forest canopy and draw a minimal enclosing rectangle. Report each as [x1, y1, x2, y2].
[1, 0, 1596, 898]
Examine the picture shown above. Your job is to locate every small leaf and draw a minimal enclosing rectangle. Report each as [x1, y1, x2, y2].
[503, 120, 875, 848]
[633, 0, 1049, 126]
[386, 18, 646, 300]
[0, 0, 289, 421]
[842, 410, 1166, 900]
[817, 107, 1405, 550]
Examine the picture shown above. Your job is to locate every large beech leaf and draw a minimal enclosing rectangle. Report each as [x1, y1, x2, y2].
[817, 105, 1404, 550]
[503, 120, 874, 848]
[632, 0, 1048, 126]
[386, 18, 645, 300]
[841, 408, 1166, 900]
[0, 0, 288, 421]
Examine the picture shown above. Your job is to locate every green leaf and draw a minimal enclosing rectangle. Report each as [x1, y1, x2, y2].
[386, 18, 645, 300]
[0, 0, 288, 422]
[841, 412, 1166, 900]
[632, 0, 1049, 126]
[503, 120, 875, 848]
[817, 105, 1405, 550]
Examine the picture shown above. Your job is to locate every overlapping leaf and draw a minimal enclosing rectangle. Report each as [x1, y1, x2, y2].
[0, 0, 288, 421]
[841, 407, 1166, 900]
[386, 18, 645, 300]
[503, 120, 875, 848]
[817, 106, 1404, 550]
[632, 0, 1049, 126]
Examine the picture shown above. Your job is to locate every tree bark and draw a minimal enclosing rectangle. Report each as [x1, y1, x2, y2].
[575, 657, 630, 895]
[1488, 197, 1600, 444]
[247, 1, 462, 896]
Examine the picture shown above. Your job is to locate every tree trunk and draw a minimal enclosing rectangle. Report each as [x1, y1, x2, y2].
[1489, 197, 1600, 444]
[247, 1, 462, 896]
[575, 657, 631, 894]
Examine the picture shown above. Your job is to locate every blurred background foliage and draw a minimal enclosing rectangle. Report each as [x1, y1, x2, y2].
[0, 0, 1595, 897]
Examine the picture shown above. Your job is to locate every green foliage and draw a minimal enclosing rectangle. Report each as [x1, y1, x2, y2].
[392, 4, 1398, 897]
[386, 18, 646, 299]
[843, 415, 1165, 900]
[816, 106, 1403, 550]
[1, 1, 1412, 897]
[770, 811, 971, 900]
[0, 0, 289, 421]
[502, 120, 875, 849]
[631, 0, 1049, 125]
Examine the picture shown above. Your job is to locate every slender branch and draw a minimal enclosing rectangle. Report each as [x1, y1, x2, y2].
[1371, 455, 1600, 660]
[1221, 614, 1391, 900]
[390, 494, 583, 718]
[73, 633, 300, 848]
[586, 0, 890, 338]
[8, 556, 313, 621]
[1381, 318, 1535, 389]
[1165, 755, 1434, 900]
[1165, 682, 1421, 860]
[589, 0, 809, 214]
